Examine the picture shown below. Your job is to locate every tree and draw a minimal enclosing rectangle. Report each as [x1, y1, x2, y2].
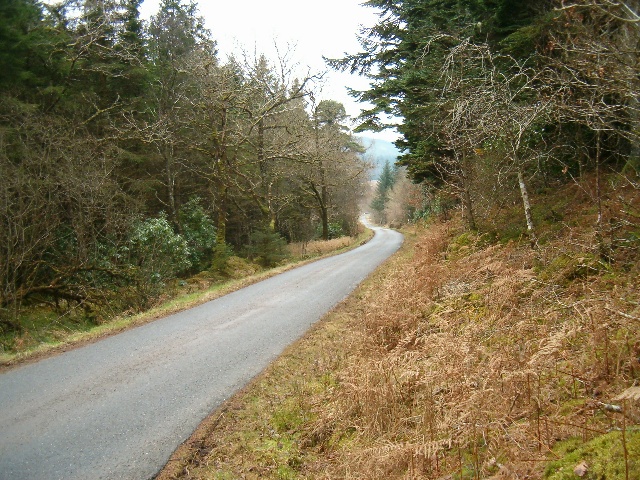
[135, 0, 214, 224]
[370, 160, 397, 224]
[384, 168, 423, 226]
[542, 0, 640, 252]
[301, 100, 366, 239]
[0, 0, 43, 92]
[327, 0, 553, 185]
[440, 38, 553, 242]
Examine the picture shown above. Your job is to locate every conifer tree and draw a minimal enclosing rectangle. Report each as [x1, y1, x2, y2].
[371, 160, 397, 224]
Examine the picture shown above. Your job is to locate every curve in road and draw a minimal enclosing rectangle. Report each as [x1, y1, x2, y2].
[0, 224, 403, 480]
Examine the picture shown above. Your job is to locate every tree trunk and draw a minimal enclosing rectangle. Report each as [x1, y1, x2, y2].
[320, 203, 329, 241]
[461, 151, 476, 231]
[321, 166, 329, 240]
[517, 166, 537, 247]
[594, 130, 610, 259]
[164, 149, 177, 226]
[215, 182, 227, 247]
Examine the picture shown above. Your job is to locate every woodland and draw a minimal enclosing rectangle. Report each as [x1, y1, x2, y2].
[0, 0, 370, 344]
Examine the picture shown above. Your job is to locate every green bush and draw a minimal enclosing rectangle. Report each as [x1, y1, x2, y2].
[210, 242, 234, 273]
[178, 196, 216, 268]
[315, 222, 345, 240]
[129, 213, 191, 284]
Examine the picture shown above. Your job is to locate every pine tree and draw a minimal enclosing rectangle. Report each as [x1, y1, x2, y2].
[370, 160, 397, 223]
[0, 0, 45, 92]
[328, 0, 550, 184]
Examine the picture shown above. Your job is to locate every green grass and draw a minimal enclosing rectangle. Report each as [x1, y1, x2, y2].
[545, 430, 640, 480]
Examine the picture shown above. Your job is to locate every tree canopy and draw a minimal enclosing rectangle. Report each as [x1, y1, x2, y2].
[331, 0, 639, 237]
[0, 0, 368, 326]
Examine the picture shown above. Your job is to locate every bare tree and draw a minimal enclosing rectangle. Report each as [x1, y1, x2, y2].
[544, 0, 640, 251]
[438, 38, 553, 244]
[384, 168, 423, 226]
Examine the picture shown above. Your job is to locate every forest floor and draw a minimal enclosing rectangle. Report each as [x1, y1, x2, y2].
[156, 175, 640, 479]
[0, 232, 372, 370]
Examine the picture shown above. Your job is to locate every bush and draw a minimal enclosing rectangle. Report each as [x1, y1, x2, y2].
[178, 197, 216, 268]
[129, 213, 191, 284]
[316, 222, 346, 240]
[210, 242, 234, 273]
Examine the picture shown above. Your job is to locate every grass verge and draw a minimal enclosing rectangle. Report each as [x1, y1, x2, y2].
[0, 229, 373, 370]
[155, 226, 421, 480]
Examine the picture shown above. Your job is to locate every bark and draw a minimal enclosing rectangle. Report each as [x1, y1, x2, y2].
[215, 181, 227, 247]
[163, 148, 177, 225]
[517, 166, 537, 247]
[461, 151, 476, 231]
[321, 166, 329, 240]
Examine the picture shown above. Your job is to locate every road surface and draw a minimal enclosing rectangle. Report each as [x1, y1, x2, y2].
[0, 224, 403, 480]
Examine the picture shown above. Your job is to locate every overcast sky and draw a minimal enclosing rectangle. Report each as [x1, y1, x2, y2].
[139, 0, 399, 142]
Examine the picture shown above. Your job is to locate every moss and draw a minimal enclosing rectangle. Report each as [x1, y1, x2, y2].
[447, 232, 495, 260]
[544, 430, 640, 479]
[454, 232, 473, 247]
[271, 398, 305, 434]
[223, 255, 261, 279]
[538, 253, 610, 285]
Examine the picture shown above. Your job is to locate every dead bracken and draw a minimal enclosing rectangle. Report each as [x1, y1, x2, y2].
[159, 174, 639, 480]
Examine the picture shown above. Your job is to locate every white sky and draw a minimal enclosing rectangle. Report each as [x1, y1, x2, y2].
[139, 0, 399, 142]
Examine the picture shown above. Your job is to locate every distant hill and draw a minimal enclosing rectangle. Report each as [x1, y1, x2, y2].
[357, 136, 402, 180]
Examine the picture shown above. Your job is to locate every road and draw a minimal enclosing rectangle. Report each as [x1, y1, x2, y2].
[0, 224, 403, 480]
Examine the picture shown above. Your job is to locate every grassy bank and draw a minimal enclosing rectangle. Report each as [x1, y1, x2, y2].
[158, 176, 639, 479]
[0, 231, 373, 368]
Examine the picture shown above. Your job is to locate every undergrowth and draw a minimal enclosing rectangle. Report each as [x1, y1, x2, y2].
[0, 233, 369, 365]
[164, 173, 640, 479]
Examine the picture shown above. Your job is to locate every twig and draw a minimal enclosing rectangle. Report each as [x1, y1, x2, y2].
[604, 306, 640, 322]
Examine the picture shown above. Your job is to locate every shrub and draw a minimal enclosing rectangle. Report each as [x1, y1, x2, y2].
[246, 230, 289, 267]
[178, 196, 216, 268]
[316, 222, 345, 240]
[128, 213, 191, 284]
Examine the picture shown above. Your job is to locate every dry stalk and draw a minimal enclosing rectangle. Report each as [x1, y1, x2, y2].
[304, 210, 639, 478]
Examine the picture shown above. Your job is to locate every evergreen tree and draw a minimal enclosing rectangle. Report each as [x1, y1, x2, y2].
[0, 0, 46, 93]
[328, 0, 550, 183]
[148, 0, 214, 68]
[371, 160, 397, 223]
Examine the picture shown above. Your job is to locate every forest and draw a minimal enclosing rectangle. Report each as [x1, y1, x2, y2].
[334, 0, 639, 241]
[2, 0, 640, 477]
[0, 0, 370, 339]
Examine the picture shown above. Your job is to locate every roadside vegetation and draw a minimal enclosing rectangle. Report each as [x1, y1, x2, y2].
[0, 230, 371, 366]
[3, 0, 640, 477]
[158, 171, 639, 479]
[1, 0, 369, 360]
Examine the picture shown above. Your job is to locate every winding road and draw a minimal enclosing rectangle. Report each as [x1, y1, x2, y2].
[0, 223, 403, 480]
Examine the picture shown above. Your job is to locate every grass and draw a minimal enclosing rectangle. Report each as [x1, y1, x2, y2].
[0, 229, 373, 369]
[155, 174, 639, 479]
[544, 430, 640, 479]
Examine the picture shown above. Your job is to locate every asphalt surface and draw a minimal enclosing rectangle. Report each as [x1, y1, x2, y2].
[0, 224, 403, 480]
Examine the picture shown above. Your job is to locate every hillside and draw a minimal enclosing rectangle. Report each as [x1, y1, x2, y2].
[158, 173, 639, 479]
[358, 136, 401, 180]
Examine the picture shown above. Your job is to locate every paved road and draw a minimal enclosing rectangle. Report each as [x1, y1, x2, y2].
[0, 224, 403, 480]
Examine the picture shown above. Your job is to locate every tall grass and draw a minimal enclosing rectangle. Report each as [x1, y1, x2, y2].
[287, 237, 355, 258]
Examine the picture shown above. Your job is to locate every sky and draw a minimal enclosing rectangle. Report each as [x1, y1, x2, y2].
[139, 0, 399, 142]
